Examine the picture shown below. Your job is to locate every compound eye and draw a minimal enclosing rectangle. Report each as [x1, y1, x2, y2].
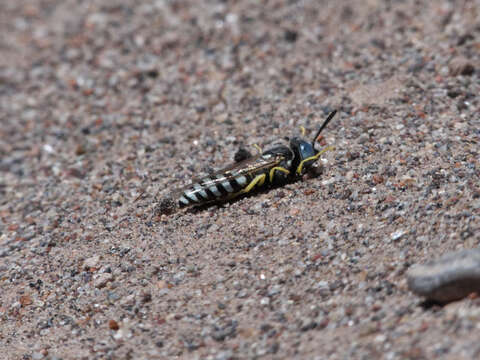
[299, 142, 315, 159]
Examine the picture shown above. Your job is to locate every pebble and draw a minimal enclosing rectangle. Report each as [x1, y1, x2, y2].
[94, 273, 113, 289]
[260, 297, 270, 305]
[407, 248, 480, 303]
[358, 133, 369, 144]
[390, 230, 405, 242]
[83, 255, 100, 269]
[215, 350, 234, 360]
[108, 319, 120, 330]
[32, 352, 44, 360]
[449, 56, 475, 76]
[317, 281, 330, 296]
[113, 328, 128, 341]
[42, 144, 54, 154]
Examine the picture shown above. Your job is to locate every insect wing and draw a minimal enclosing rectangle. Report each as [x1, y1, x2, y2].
[216, 154, 277, 177]
[173, 154, 282, 199]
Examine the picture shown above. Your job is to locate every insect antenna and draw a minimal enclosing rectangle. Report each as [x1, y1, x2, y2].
[311, 110, 337, 149]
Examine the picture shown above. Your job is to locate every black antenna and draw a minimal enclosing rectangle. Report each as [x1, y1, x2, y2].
[312, 110, 337, 148]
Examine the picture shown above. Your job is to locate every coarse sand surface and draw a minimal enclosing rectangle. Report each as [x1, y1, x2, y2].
[1, 1, 479, 359]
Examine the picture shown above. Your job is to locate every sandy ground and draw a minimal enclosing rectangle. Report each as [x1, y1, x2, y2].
[1, 0, 479, 359]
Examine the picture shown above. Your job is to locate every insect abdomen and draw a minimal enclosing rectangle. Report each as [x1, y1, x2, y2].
[178, 174, 250, 207]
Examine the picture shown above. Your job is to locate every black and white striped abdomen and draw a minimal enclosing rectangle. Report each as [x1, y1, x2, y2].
[178, 173, 250, 207]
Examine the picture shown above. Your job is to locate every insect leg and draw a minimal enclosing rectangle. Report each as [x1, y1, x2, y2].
[299, 126, 306, 137]
[252, 144, 263, 154]
[268, 166, 290, 183]
[296, 145, 335, 175]
[241, 173, 266, 193]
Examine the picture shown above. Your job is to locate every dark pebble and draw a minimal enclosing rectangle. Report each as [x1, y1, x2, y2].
[284, 29, 298, 43]
[447, 89, 461, 98]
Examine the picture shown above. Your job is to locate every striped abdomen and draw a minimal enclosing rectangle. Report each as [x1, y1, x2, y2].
[178, 173, 251, 207]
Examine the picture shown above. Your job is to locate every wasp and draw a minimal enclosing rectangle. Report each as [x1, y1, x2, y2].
[157, 110, 337, 214]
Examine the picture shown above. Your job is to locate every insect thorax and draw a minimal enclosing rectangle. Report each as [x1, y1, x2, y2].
[262, 145, 293, 162]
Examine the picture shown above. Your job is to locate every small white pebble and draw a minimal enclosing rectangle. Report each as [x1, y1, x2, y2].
[391, 230, 405, 241]
[321, 177, 336, 186]
[43, 144, 54, 154]
[375, 334, 387, 343]
[226, 13, 238, 23]
[113, 328, 127, 341]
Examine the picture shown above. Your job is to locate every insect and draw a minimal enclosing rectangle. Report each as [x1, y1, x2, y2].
[157, 110, 337, 214]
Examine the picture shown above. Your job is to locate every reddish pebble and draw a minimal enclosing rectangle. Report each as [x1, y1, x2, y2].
[109, 320, 119, 330]
[19, 295, 33, 307]
[8, 224, 19, 231]
[372, 175, 384, 184]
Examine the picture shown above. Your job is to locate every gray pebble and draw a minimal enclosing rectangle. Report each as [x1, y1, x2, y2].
[407, 248, 480, 303]
[83, 255, 100, 269]
[94, 273, 113, 289]
[31, 352, 44, 360]
[357, 133, 369, 144]
[449, 56, 476, 76]
[215, 350, 234, 360]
